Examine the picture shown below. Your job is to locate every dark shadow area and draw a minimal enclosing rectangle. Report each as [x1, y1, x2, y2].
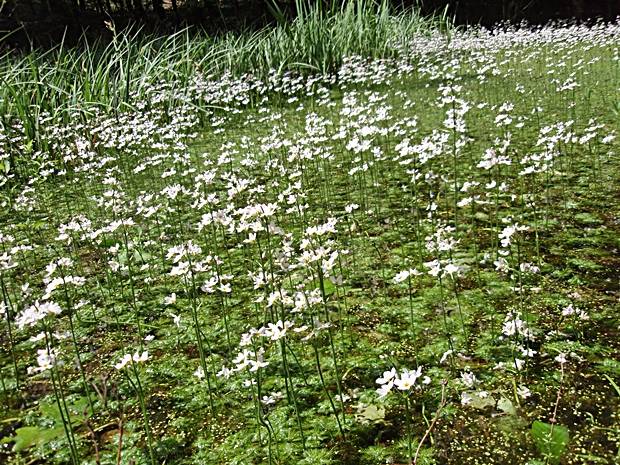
[413, 0, 620, 26]
[0, 0, 619, 49]
[0, 0, 283, 48]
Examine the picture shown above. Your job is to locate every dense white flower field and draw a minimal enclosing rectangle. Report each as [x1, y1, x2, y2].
[1, 20, 619, 465]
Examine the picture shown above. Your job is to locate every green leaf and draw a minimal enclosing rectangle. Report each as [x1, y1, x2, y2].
[11, 425, 64, 452]
[39, 396, 89, 424]
[531, 420, 569, 464]
[603, 374, 620, 397]
[6, 396, 91, 452]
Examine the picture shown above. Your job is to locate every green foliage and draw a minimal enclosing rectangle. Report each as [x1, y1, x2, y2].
[531, 421, 570, 464]
[1, 396, 90, 453]
[597, 358, 620, 376]
[603, 374, 620, 397]
[299, 447, 334, 465]
[3, 425, 65, 452]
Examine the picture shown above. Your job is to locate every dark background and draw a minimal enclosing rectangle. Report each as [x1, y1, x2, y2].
[1, 0, 619, 46]
[416, 0, 620, 25]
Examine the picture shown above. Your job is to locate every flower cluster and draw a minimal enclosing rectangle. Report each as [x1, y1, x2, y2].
[376, 366, 430, 398]
[115, 351, 150, 370]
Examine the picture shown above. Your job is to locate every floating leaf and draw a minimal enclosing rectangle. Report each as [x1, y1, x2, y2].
[496, 414, 529, 433]
[467, 392, 495, 410]
[497, 397, 516, 416]
[355, 404, 386, 424]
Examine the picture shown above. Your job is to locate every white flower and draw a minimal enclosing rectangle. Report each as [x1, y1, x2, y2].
[520, 262, 540, 274]
[29, 332, 46, 342]
[561, 304, 575, 316]
[424, 260, 442, 277]
[16, 301, 62, 329]
[443, 263, 461, 277]
[440, 349, 453, 364]
[376, 368, 397, 385]
[115, 354, 132, 370]
[394, 367, 423, 391]
[393, 269, 410, 284]
[242, 379, 256, 388]
[335, 393, 351, 403]
[520, 346, 537, 358]
[393, 268, 420, 284]
[29, 348, 60, 374]
[376, 381, 394, 399]
[132, 351, 149, 363]
[249, 358, 269, 372]
[264, 320, 294, 341]
[517, 385, 532, 399]
[460, 370, 478, 388]
[344, 203, 359, 214]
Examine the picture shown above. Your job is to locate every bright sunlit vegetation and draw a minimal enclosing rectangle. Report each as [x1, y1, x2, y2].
[0, 2, 619, 464]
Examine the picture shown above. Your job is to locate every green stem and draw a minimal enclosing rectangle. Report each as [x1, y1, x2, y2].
[404, 395, 413, 465]
[132, 364, 156, 465]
